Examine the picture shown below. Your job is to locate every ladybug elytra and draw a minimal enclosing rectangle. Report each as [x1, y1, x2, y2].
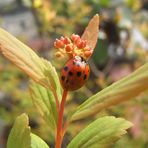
[60, 56, 90, 91]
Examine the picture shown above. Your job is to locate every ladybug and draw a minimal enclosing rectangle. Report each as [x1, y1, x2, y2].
[60, 56, 90, 91]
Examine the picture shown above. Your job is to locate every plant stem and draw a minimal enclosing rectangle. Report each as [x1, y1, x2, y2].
[62, 121, 69, 137]
[55, 89, 68, 148]
[53, 90, 59, 111]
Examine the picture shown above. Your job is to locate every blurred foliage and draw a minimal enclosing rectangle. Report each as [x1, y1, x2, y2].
[0, 0, 148, 147]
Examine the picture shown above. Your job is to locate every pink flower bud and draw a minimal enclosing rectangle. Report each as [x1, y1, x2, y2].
[65, 45, 73, 52]
[84, 49, 93, 58]
[60, 36, 65, 41]
[84, 51, 91, 57]
[54, 39, 65, 48]
[71, 34, 80, 42]
[76, 40, 87, 48]
[63, 37, 71, 44]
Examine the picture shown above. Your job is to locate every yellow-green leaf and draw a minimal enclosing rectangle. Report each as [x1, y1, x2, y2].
[0, 28, 62, 122]
[29, 82, 57, 129]
[7, 113, 31, 148]
[0, 28, 45, 86]
[7, 113, 50, 148]
[0, 28, 62, 101]
[42, 58, 62, 101]
[69, 63, 148, 121]
[31, 133, 49, 148]
[67, 116, 132, 148]
[81, 14, 99, 50]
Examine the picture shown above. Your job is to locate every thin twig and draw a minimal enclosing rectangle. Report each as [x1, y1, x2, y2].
[55, 89, 68, 148]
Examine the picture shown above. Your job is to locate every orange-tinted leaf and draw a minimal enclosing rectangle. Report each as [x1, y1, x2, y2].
[0, 28, 46, 87]
[81, 14, 99, 51]
[0, 28, 62, 102]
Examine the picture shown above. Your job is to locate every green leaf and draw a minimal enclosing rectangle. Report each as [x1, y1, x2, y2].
[99, 0, 110, 7]
[7, 113, 31, 148]
[69, 63, 148, 121]
[31, 133, 49, 148]
[92, 39, 108, 65]
[7, 113, 50, 148]
[0, 27, 62, 101]
[0, 28, 62, 127]
[29, 82, 57, 129]
[67, 116, 132, 148]
[0, 28, 45, 86]
[42, 59, 62, 101]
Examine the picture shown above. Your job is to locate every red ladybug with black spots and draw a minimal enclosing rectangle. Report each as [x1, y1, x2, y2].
[60, 56, 90, 91]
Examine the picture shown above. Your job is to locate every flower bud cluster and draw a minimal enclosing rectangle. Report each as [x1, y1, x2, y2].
[54, 34, 93, 60]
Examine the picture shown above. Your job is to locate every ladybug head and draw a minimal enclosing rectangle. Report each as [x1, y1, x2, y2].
[74, 56, 86, 62]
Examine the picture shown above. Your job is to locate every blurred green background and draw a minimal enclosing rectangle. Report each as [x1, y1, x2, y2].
[0, 0, 148, 148]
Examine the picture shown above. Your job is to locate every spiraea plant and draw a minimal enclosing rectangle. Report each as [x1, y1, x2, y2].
[0, 14, 148, 148]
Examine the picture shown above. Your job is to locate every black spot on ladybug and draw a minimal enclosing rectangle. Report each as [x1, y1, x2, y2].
[61, 76, 65, 81]
[68, 71, 73, 76]
[66, 79, 69, 83]
[77, 71, 81, 77]
[84, 74, 87, 80]
[64, 66, 68, 71]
